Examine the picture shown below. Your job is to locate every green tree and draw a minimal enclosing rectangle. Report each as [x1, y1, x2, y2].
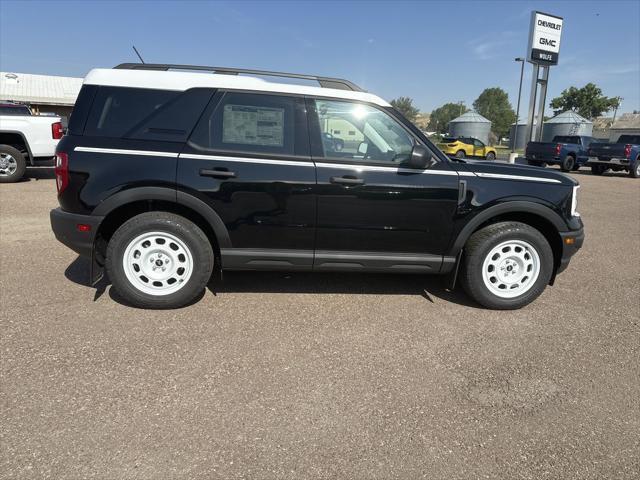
[550, 83, 621, 119]
[472, 87, 516, 139]
[427, 102, 468, 134]
[390, 96, 420, 122]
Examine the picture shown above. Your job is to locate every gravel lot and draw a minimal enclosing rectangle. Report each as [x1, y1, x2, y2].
[1, 167, 638, 479]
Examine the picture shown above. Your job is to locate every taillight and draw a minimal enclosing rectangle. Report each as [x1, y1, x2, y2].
[51, 122, 64, 139]
[555, 144, 561, 156]
[624, 144, 632, 158]
[54, 152, 68, 194]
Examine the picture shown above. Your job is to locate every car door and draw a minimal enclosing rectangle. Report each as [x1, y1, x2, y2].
[177, 91, 316, 270]
[308, 97, 460, 272]
[473, 138, 485, 157]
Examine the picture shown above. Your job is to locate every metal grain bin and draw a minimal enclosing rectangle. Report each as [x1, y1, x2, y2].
[509, 121, 537, 150]
[448, 111, 492, 145]
[542, 111, 593, 142]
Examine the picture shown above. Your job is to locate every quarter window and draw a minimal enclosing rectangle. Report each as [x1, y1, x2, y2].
[313, 99, 414, 164]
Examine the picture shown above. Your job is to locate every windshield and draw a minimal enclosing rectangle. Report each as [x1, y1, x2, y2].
[553, 136, 580, 144]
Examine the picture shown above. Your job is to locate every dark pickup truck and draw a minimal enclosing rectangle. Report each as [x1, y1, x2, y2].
[587, 135, 640, 178]
[526, 135, 594, 172]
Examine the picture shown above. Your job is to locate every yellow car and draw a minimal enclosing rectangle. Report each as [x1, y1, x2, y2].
[438, 137, 497, 160]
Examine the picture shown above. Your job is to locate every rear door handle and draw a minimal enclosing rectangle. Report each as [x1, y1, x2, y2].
[200, 168, 236, 179]
[330, 175, 364, 185]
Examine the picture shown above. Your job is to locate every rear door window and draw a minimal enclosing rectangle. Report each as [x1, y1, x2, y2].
[188, 92, 308, 157]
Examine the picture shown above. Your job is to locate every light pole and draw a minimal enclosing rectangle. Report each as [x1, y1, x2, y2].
[512, 57, 525, 153]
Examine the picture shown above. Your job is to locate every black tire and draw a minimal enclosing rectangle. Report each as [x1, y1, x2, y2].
[0, 144, 27, 183]
[571, 163, 581, 171]
[460, 222, 554, 310]
[455, 150, 466, 159]
[629, 158, 640, 178]
[105, 212, 214, 309]
[560, 155, 575, 172]
[591, 164, 606, 176]
[485, 151, 496, 161]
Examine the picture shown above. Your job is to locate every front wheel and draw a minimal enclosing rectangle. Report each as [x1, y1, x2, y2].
[455, 150, 466, 159]
[485, 152, 496, 161]
[460, 222, 553, 310]
[106, 212, 214, 309]
[0, 145, 27, 183]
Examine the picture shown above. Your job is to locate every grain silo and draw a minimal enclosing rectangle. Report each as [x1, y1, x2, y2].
[448, 111, 492, 145]
[509, 121, 537, 150]
[542, 111, 593, 142]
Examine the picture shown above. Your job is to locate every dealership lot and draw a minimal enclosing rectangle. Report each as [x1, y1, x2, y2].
[1, 169, 638, 478]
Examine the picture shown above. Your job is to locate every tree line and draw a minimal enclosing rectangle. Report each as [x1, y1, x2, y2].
[390, 83, 621, 141]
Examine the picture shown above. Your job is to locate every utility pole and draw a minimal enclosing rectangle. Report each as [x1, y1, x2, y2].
[512, 58, 525, 152]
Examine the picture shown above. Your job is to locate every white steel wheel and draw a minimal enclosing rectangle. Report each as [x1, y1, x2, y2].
[0, 153, 18, 176]
[122, 231, 194, 296]
[481, 239, 541, 299]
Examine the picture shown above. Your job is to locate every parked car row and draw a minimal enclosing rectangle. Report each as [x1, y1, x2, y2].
[525, 134, 640, 178]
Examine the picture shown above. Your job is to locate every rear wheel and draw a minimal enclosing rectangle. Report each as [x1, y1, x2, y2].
[455, 150, 466, 159]
[591, 164, 606, 176]
[560, 155, 576, 172]
[485, 151, 496, 161]
[460, 222, 553, 310]
[630, 158, 640, 178]
[106, 212, 214, 309]
[0, 145, 26, 183]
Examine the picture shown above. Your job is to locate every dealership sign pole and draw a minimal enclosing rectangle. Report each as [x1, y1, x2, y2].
[525, 11, 563, 143]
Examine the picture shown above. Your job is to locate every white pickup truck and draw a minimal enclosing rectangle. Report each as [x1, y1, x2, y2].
[0, 103, 64, 182]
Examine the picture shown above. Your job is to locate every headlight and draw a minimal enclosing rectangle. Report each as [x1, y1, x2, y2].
[571, 185, 580, 217]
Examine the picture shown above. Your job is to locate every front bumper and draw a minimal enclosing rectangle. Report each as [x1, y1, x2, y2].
[557, 225, 585, 274]
[50, 208, 103, 257]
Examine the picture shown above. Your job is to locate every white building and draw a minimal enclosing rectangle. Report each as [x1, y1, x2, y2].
[0, 71, 83, 123]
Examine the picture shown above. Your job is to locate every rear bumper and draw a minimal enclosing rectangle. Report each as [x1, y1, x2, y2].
[557, 225, 585, 274]
[50, 208, 103, 257]
[587, 156, 629, 166]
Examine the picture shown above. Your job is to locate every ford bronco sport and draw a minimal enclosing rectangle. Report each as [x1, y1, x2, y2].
[50, 63, 584, 310]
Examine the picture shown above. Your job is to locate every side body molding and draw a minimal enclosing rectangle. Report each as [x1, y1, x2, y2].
[450, 200, 569, 255]
[91, 186, 232, 249]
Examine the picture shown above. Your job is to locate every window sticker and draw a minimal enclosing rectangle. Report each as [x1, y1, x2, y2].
[222, 104, 284, 147]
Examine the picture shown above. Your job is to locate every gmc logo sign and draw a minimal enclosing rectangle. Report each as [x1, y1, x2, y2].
[539, 38, 557, 47]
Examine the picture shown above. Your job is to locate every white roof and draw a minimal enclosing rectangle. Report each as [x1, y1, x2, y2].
[83, 68, 390, 107]
[0, 72, 83, 105]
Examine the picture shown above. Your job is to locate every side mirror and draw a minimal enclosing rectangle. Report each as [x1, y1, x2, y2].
[408, 144, 433, 169]
[357, 142, 368, 155]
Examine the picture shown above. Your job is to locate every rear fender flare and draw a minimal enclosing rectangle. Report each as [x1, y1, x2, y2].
[92, 186, 231, 248]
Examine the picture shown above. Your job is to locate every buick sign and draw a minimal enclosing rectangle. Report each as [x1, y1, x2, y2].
[527, 11, 563, 65]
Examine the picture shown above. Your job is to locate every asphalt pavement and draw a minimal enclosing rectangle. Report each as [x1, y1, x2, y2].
[1, 167, 638, 479]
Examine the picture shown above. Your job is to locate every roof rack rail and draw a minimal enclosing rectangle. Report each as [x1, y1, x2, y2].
[114, 63, 363, 92]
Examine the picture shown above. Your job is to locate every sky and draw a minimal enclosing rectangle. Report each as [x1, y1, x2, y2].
[1, 0, 638, 116]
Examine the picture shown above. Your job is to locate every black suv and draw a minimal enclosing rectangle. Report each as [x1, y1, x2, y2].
[50, 63, 584, 310]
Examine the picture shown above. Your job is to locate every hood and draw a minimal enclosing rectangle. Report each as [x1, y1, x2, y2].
[458, 159, 578, 186]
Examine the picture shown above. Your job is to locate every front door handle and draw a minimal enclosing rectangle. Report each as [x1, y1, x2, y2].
[200, 168, 236, 179]
[330, 175, 364, 185]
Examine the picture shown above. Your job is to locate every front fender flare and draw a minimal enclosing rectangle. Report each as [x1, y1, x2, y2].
[450, 200, 568, 256]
